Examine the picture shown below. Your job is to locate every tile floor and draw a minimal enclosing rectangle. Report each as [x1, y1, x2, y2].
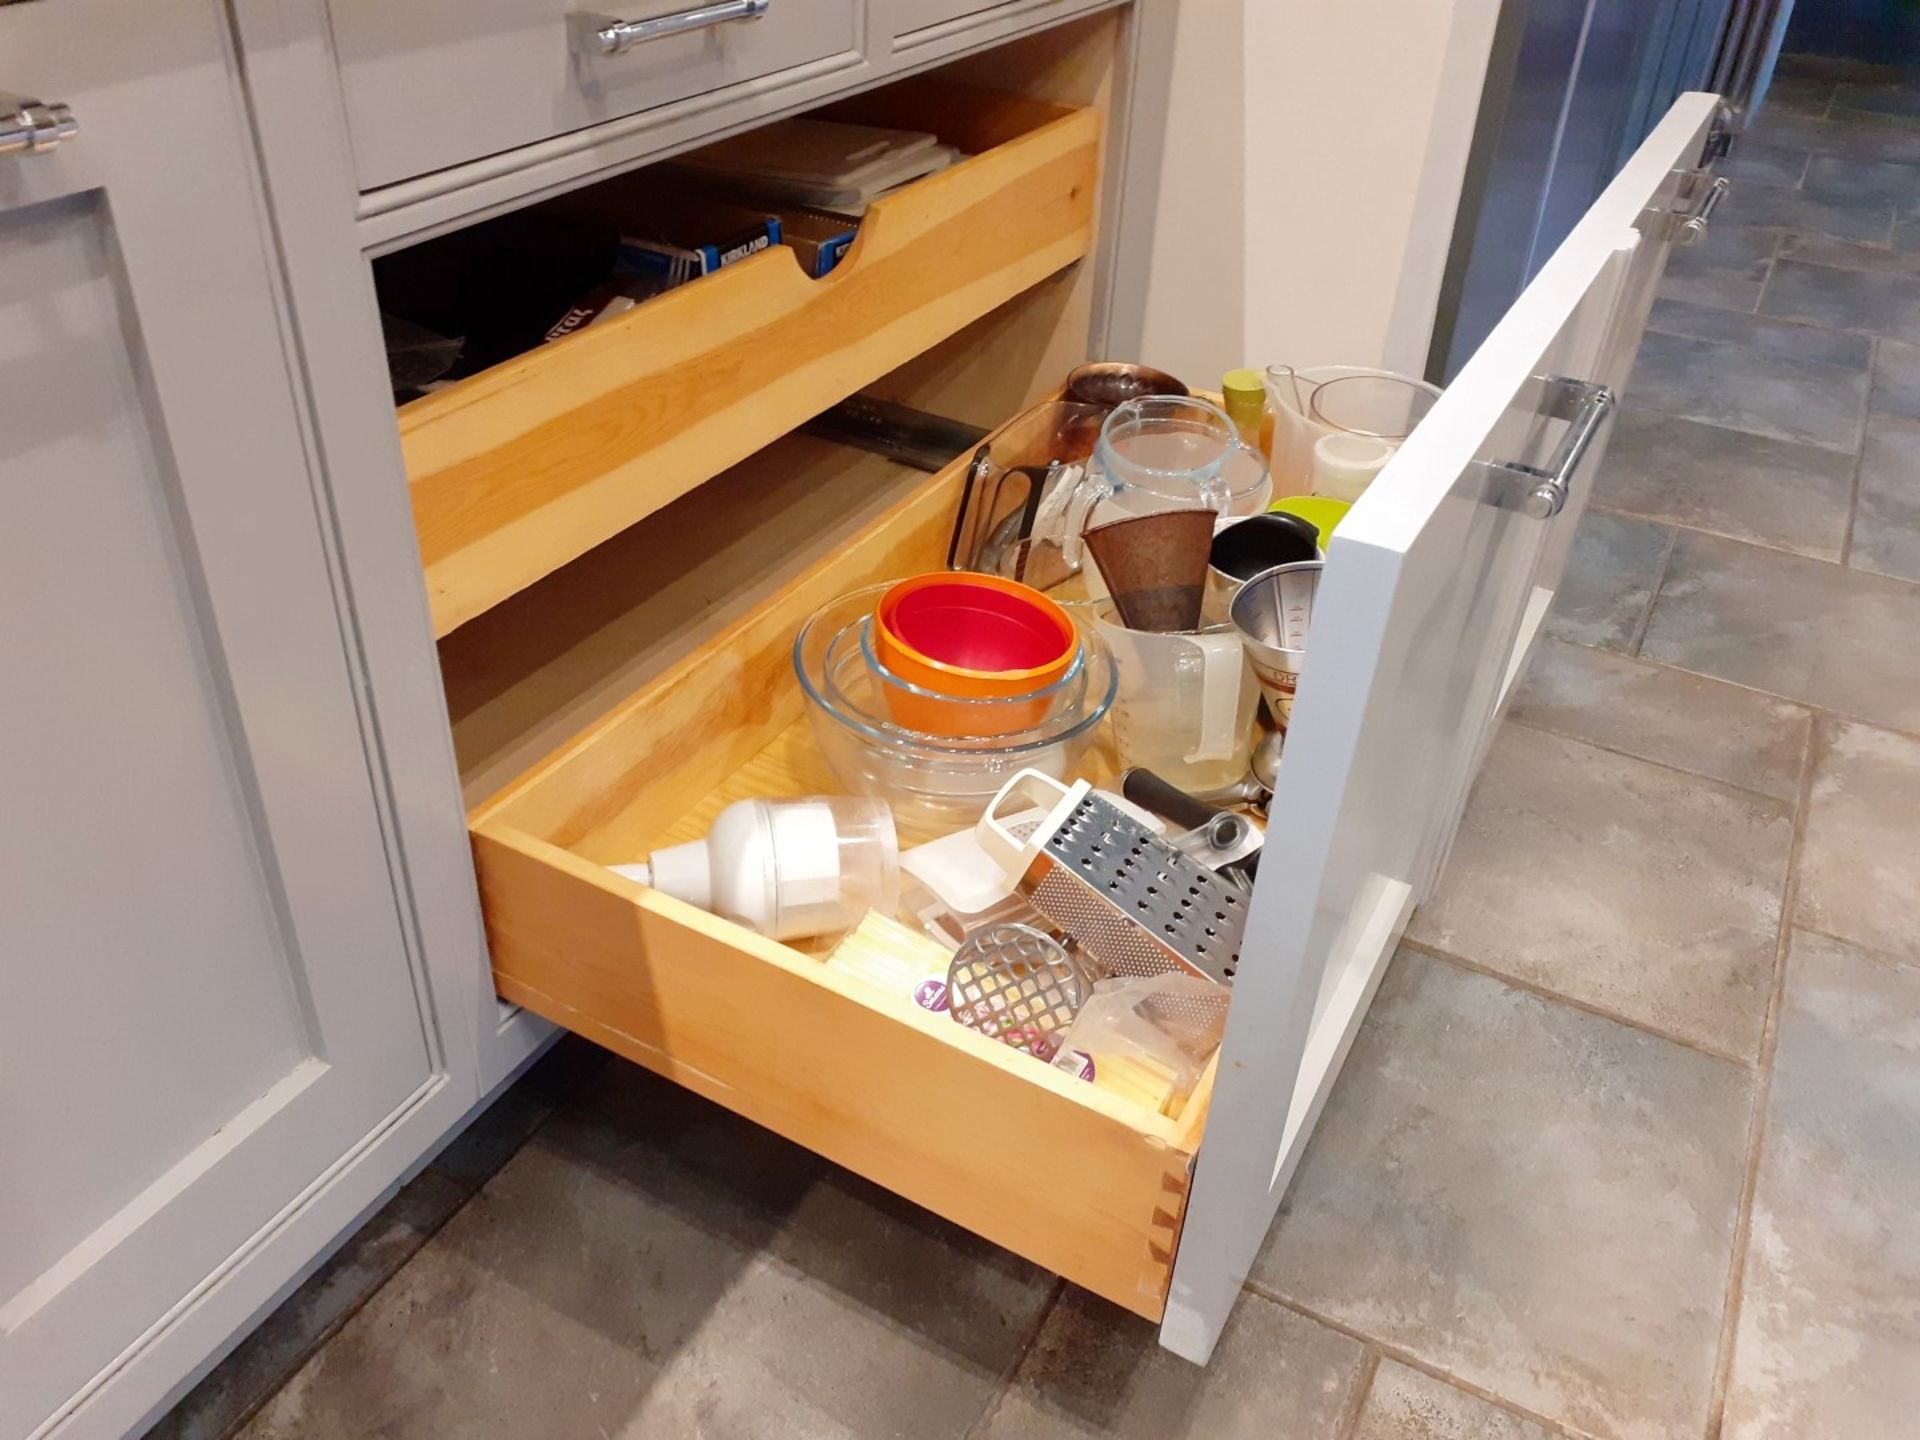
[150, 58, 1920, 1440]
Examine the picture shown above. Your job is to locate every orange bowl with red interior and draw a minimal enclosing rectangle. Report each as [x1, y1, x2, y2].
[873, 573, 1079, 735]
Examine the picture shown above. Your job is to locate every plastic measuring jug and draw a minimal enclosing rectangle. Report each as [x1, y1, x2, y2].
[1093, 603, 1258, 793]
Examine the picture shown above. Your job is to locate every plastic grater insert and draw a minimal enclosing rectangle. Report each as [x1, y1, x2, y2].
[947, 923, 1087, 1057]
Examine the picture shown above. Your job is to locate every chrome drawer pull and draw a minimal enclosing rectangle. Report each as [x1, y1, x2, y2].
[0, 92, 78, 156]
[579, 0, 770, 56]
[1678, 176, 1731, 246]
[1483, 376, 1616, 519]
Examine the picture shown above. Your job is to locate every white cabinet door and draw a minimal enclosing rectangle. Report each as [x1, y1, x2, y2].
[1161, 93, 1723, 1363]
[0, 5, 470, 1436]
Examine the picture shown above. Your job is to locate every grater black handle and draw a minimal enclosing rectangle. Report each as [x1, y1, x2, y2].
[1120, 767, 1228, 833]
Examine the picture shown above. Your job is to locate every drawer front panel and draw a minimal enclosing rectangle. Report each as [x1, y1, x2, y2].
[1160, 93, 1724, 1364]
[476, 825, 1195, 1319]
[330, 0, 859, 190]
[886, 0, 1087, 44]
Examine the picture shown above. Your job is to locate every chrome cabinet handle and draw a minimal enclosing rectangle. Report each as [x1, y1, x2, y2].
[577, 0, 770, 56]
[1484, 376, 1616, 519]
[0, 92, 78, 156]
[1678, 176, 1731, 246]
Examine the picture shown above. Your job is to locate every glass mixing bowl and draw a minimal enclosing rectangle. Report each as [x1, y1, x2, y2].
[794, 586, 1115, 827]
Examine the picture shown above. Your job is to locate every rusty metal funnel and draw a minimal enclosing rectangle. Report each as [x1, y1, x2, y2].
[1082, 508, 1215, 633]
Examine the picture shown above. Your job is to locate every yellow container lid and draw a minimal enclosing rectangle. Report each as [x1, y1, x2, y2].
[1221, 368, 1266, 428]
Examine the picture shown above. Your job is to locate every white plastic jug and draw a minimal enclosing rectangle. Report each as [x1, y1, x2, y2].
[1265, 364, 1442, 498]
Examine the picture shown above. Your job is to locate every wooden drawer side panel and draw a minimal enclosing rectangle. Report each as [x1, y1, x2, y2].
[470, 452, 965, 853]
[403, 101, 1100, 637]
[475, 823, 1192, 1319]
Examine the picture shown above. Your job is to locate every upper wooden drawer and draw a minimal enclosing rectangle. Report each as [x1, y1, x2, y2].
[329, 0, 859, 191]
[398, 84, 1100, 636]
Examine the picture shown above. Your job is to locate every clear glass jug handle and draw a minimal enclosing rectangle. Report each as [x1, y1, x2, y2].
[1055, 464, 1113, 569]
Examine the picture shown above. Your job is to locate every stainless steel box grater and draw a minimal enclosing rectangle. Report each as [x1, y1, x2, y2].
[976, 771, 1244, 986]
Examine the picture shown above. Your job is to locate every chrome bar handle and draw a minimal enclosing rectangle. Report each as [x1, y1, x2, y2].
[0, 93, 78, 156]
[1678, 176, 1731, 246]
[578, 0, 769, 56]
[1483, 377, 1616, 519]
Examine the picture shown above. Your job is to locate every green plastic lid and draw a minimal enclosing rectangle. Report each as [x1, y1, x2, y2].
[1222, 368, 1264, 398]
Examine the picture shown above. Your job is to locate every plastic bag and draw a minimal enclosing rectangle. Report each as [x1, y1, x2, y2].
[1051, 972, 1228, 1118]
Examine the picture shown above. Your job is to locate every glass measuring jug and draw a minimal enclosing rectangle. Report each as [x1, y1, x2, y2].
[1058, 396, 1238, 568]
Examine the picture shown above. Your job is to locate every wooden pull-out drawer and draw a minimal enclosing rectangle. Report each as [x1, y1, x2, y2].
[460, 439, 1206, 1320]
[400, 84, 1100, 637]
[440, 89, 1721, 1360]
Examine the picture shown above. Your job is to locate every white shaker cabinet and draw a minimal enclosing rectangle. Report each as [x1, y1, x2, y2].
[0, 5, 477, 1438]
[0, 0, 1737, 1427]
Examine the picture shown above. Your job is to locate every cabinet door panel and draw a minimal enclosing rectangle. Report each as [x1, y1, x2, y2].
[1161, 93, 1721, 1363]
[0, 4, 458, 1435]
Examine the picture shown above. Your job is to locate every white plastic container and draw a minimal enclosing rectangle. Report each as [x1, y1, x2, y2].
[613, 796, 898, 941]
[1310, 431, 1395, 502]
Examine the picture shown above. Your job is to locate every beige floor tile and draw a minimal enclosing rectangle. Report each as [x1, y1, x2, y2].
[1352, 1362, 1560, 1440]
[1510, 638, 1810, 802]
[1794, 719, 1920, 963]
[1411, 724, 1792, 1059]
[1255, 950, 1753, 1440]
[1722, 932, 1920, 1438]
[975, 1290, 1363, 1440]
[1641, 530, 1920, 734]
[1595, 407, 1854, 559]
